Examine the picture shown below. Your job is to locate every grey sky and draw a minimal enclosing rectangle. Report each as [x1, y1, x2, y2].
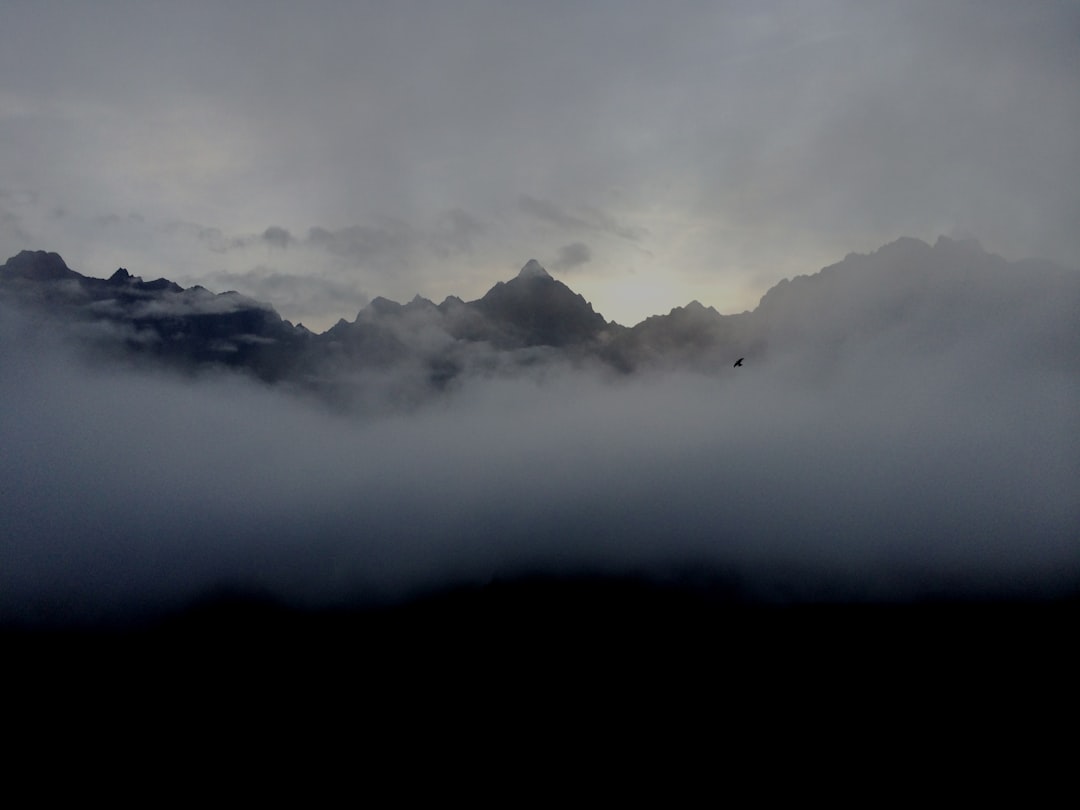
[2, 1, 1077, 330]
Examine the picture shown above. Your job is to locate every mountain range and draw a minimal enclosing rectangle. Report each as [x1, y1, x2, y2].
[5, 236, 1076, 409]
[3, 234, 1080, 647]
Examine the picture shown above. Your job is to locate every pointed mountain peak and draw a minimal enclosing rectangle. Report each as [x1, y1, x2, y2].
[517, 259, 551, 281]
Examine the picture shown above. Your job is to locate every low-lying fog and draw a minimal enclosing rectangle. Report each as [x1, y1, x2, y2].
[2, 250, 1078, 627]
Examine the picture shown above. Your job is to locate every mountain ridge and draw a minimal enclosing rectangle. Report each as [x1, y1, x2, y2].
[3, 238, 1078, 403]
[3, 236, 1045, 335]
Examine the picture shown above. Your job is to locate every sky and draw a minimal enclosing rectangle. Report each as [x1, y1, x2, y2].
[2, 1, 1078, 331]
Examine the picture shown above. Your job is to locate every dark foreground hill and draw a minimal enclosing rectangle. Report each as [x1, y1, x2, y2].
[5, 574, 1078, 740]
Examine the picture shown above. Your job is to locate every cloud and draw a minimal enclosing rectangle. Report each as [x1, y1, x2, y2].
[519, 195, 591, 231]
[125, 287, 272, 319]
[262, 225, 293, 249]
[161, 218, 416, 268]
[518, 195, 646, 242]
[427, 208, 486, 258]
[553, 242, 591, 271]
[0, 206, 31, 245]
[166, 214, 477, 266]
[164, 220, 253, 253]
[198, 265, 370, 327]
[305, 222, 416, 264]
[581, 205, 648, 242]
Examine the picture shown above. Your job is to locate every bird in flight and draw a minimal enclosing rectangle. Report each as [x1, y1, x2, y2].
[734, 358, 744, 367]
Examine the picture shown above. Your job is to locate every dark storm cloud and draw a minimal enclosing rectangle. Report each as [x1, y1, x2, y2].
[2, 239, 1078, 626]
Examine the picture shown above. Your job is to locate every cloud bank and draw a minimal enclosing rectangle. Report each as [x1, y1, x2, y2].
[3, 242, 1077, 627]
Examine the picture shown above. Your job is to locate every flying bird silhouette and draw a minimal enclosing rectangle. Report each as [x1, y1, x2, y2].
[734, 358, 744, 367]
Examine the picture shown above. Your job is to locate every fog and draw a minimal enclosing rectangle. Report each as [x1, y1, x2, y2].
[3, 250, 1078, 627]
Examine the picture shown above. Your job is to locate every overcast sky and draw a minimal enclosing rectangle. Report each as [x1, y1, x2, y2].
[2, 1, 1077, 330]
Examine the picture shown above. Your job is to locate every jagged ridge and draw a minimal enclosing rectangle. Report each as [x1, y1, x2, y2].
[3, 239, 1078, 401]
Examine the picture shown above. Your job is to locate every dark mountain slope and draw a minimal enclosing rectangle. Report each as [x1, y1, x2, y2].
[600, 300, 749, 373]
[467, 259, 610, 349]
[751, 236, 1080, 369]
[0, 250, 309, 382]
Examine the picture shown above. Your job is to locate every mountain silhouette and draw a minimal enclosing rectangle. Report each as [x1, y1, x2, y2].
[4, 239, 1078, 402]
[468, 258, 609, 348]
